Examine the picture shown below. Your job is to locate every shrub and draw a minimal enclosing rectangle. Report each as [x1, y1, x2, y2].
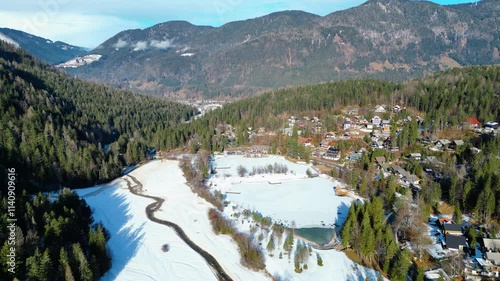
[317, 253, 323, 266]
[208, 209, 235, 235]
[161, 244, 170, 252]
[208, 209, 266, 271]
[237, 165, 248, 177]
[234, 233, 266, 270]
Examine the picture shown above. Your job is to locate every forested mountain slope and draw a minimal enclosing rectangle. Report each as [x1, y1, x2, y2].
[67, 0, 499, 98]
[0, 28, 88, 65]
[162, 65, 499, 152]
[0, 41, 195, 189]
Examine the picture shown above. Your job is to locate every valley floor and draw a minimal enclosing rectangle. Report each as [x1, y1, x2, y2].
[77, 159, 384, 280]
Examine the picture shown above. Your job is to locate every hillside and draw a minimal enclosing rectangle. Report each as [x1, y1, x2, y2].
[0, 41, 195, 189]
[65, 0, 499, 99]
[0, 28, 88, 64]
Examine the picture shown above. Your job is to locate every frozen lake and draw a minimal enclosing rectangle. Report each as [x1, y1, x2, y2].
[210, 155, 352, 228]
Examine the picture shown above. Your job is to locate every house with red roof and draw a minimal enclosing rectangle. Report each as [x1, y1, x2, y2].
[464, 117, 481, 129]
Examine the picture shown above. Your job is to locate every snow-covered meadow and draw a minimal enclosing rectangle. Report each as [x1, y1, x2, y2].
[209, 155, 352, 228]
[77, 158, 384, 281]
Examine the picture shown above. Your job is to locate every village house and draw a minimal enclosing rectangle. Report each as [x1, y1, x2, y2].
[375, 156, 386, 165]
[443, 224, 463, 236]
[365, 124, 373, 130]
[374, 105, 387, 113]
[424, 269, 450, 281]
[324, 147, 341, 161]
[347, 152, 363, 162]
[325, 132, 335, 139]
[404, 174, 420, 186]
[426, 156, 443, 167]
[392, 105, 401, 113]
[282, 127, 293, 136]
[438, 217, 452, 226]
[485, 121, 499, 130]
[298, 137, 313, 147]
[371, 116, 382, 126]
[408, 153, 422, 161]
[382, 124, 391, 133]
[391, 165, 409, 178]
[484, 238, 500, 252]
[448, 140, 464, 150]
[486, 253, 500, 267]
[343, 119, 352, 130]
[347, 108, 358, 115]
[320, 140, 331, 148]
[485, 121, 499, 134]
[434, 139, 451, 150]
[464, 117, 481, 130]
[443, 234, 467, 251]
[478, 256, 500, 278]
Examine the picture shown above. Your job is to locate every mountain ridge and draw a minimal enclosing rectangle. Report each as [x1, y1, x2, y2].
[64, 0, 499, 99]
[0, 27, 88, 65]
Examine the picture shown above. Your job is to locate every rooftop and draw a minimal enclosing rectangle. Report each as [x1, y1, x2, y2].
[484, 238, 500, 252]
[486, 252, 500, 266]
[443, 224, 462, 233]
[445, 234, 467, 250]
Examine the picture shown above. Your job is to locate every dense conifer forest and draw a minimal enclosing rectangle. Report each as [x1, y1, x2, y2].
[0, 188, 112, 281]
[0, 42, 196, 190]
[162, 65, 499, 153]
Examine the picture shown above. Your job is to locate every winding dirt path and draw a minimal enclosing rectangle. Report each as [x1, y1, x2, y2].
[123, 174, 234, 281]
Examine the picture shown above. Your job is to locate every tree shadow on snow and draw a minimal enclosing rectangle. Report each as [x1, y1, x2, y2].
[84, 185, 146, 281]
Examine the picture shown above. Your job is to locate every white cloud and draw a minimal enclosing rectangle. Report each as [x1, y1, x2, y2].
[133, 41, 148, 51]
[150, 39, 174, 49]
[113, 38, 129, 49]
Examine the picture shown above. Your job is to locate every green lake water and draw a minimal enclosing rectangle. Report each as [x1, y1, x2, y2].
[295, 228, 336, 246]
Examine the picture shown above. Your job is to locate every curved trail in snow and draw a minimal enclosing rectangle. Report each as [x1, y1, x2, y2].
[123, 174, 234, 281]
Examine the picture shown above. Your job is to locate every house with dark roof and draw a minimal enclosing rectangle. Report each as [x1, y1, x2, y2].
[323, 147, 341, 161]
[343, 119, 351, 130]
[435, 139, 451, 150]
[391, 165, 408, 178]
[485, 121, 499, 129]
[409, 153, 422, 161]
[443, 224, 463, 236]
[443, 234, 467, 251]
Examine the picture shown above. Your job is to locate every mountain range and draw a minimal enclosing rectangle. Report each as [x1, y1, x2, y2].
[0, 28, 88, 65]
[7, 0, 500, 99]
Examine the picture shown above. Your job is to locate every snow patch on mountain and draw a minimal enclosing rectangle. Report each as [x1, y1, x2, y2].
[57, 54, 102, 68]
[0, 32, 19, 47]
[150, 39, 174, 49]
[113, 38, 129, 49]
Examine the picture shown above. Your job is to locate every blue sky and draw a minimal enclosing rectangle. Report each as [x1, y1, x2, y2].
[0, 0, 477, 48]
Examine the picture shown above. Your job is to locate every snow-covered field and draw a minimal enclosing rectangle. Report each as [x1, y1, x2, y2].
[209, 155, 351, 228]
[76, 177, 219, 281]
[78, 158, 384, 281]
